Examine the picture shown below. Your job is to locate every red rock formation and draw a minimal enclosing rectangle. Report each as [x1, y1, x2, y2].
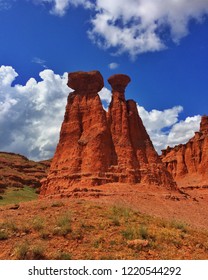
[107, 75, 140, 183]
[107, 74, 175, 187]
[41, 71, 117, 195]
[40, 71, 176, 197]
[161, 116, 208, 187]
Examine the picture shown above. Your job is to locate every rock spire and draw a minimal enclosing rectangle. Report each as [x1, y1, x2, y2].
[40, 71, 175, 197]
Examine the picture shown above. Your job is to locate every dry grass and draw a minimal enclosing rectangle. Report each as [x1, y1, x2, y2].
[0, 198, 208, 260]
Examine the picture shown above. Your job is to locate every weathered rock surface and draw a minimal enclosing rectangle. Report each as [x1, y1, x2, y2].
[107, 74, 174, 187]
[67, 70, 104, 93]
[161, 116, 208, 187]
[0, 152, 50, 193]
[40, 71, 176, 197]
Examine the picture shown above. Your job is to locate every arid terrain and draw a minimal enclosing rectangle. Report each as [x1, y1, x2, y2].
[1, 183, 208, 260]
[0, 151, 50, 194]
[1, 71, 208, 260]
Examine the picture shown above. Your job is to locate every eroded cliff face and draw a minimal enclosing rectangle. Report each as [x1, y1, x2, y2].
[0, 152, 50, 192]
[161, 116, 208, 187]
[40, 71, 176, 197]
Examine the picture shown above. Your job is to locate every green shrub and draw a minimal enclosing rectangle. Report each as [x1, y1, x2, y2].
[121, 227, 135, 240]
[32, 217, 45, 231]
[170, 220, 188, 233]
[93, 237, 104, 248]
[40, 230, 50, 240]
[31, 245, 45, 260]
[51, 201, 64, 208]
[53, 213, 72, 236]
[15, 242, 29, 259]
[0, 231, 8, 240]
[111, 217, 120, 226]
[55, 252, 72, 260]
[121, 225, 149, 240]
[139, 225, 149, 239]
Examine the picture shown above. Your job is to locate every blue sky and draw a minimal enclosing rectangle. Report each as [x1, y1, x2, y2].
[0, 0, 208, 160]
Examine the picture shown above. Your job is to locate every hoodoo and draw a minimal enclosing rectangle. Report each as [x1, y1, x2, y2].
[40, 71, 176, 197]
[161, 115, 208, 187]
[107, 74, 175, 187]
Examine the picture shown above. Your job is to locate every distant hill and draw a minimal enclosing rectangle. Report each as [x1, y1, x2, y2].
[0, 152, 50, 193]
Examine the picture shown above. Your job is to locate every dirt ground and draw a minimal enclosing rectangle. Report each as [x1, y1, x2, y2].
[1, 183, 208, 260]
[1, 182, 208, 230]
[64, 183, 208, 230]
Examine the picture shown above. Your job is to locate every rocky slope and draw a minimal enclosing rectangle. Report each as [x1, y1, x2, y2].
[40, 71, 175, 197]
[161, 116, 208, 188]
[0, 152, 50, 193]
[2, 189, 208, 260]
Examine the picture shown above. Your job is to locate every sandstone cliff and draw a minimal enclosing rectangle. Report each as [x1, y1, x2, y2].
[161, 116, 208, 187]
[40, 71, 176, 197]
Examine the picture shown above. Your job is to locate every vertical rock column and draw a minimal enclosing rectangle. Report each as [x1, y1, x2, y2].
[199, 116, 208, 174]
[108, 74, 176, 188]
[126, 99, 173, 186]
[107, 74, 140, 183]
[40, 71, 115, 196]
[40, 71, 176, 197]
[126, 99, 159, 165]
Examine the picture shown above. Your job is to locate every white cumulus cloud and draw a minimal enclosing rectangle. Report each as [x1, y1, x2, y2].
[166, 115, 201, 148]
[34, 0, 208, 58]
[137, 105, 201, 153]
[88, 0, 208, 58]
[0, 65, 70, 160]
[0, 66, 201, 160]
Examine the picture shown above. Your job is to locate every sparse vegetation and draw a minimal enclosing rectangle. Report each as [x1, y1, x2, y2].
[111, 205, 131, 220]
[0, 186, 38, 206]
[15, 241, 29, 260]
[3, 221, 18, 233]
[53, 212, 72, 236]
[1, 199, 208, 260]
[39, 230, 50, 240]
[139, 225, 149, 239]
[21, 222, 31, 234]
[109, 206, 132, 227]
[170, 220, 188, 233]
[0, 231, 8, 240]
[121, 226, 140, 240]
[14, 241, 46, 260]
[0, 152, 49, 202]
[32, 217, 45, 231]
[111, 217, 120, 226]
[54, 252, 72, 260]
[30, 245, 45, 260]
[93, 237, 104, 248]
[51, 201, 64, 207]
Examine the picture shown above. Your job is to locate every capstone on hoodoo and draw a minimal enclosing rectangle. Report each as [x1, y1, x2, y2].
[40, 71, 176, 197]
